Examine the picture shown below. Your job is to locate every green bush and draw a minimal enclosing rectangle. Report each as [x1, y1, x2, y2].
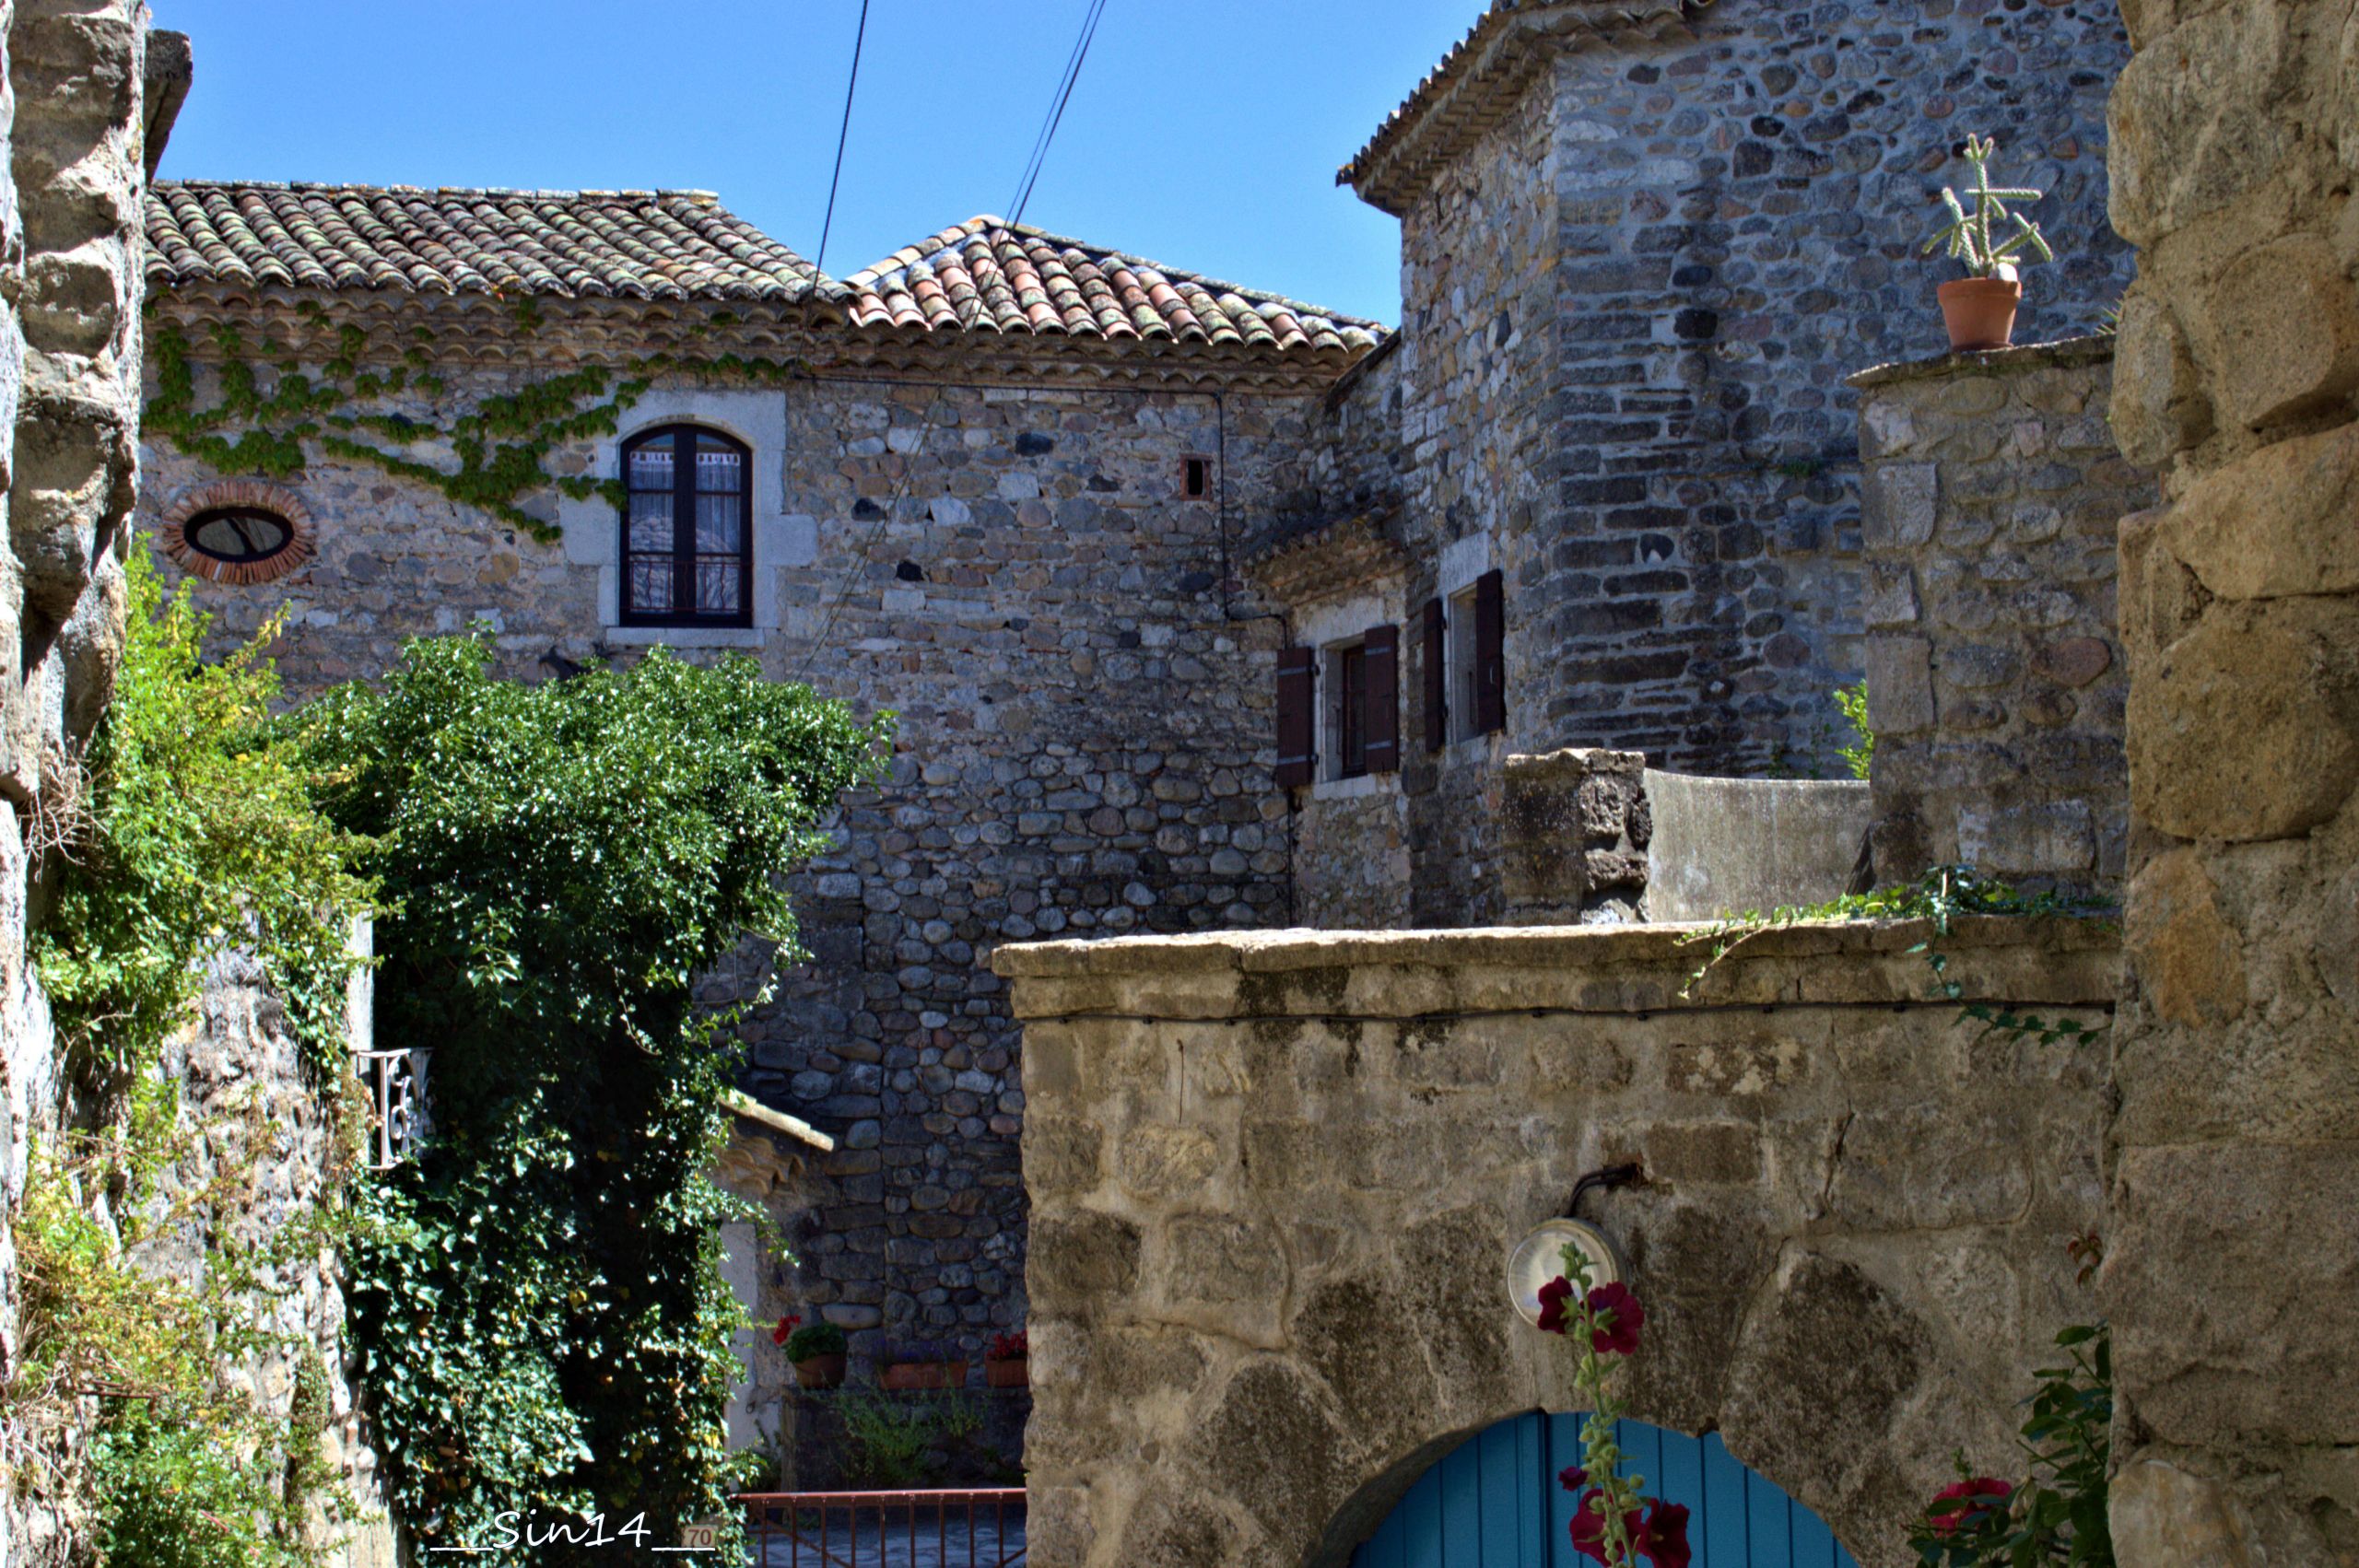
[784, 1322, 847, 1361]
[297, 633, 886, 1552]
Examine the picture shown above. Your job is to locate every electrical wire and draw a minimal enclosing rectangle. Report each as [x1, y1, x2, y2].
[815, 0, 871, 276]
[1007, 0, 1107, 228]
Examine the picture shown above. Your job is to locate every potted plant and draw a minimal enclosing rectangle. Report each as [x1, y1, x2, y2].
[777, 1316, 847, 1390]
[876, 1339, 968, 1392]
[984, 1330, 1028, 1389]
[1923, 134, 2054, 352]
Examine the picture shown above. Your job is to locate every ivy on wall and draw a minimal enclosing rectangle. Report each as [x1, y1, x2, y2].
[293, 633, 887, 1553]
[14, 554, 377, 1565]
[142, 305, 812, 543]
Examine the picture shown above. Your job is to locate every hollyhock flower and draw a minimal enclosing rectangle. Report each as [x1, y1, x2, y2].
[771, 1313, 802, 1347]
[1568, 1490, 1643, 1566]
[1537, 1275, 1576, 1335]
[1928, 1477, 2013, 1537]
[1586, 1281, 1645, 1356]
[1634, 1498, 1692, 1568]
[1557, 1464, 1589, 1492]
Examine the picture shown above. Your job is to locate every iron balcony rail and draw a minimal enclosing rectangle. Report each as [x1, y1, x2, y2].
[737, 1488, 1026, 1568]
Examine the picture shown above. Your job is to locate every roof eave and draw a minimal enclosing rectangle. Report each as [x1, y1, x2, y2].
[1338, 0, 1700, 217]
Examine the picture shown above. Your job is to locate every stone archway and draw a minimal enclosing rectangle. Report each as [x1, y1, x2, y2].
[1000, 919, 2117, 1568]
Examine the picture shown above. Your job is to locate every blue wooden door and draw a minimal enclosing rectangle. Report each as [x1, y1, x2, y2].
[1351, 1413, 1860, 1568]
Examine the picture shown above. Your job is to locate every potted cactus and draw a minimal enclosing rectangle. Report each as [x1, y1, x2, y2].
[876, 1339, 968, 1392]
[1923, 134, 2054, 352]
[777, 1316, 848, 1390]
[984, 1329, 1028, 1390]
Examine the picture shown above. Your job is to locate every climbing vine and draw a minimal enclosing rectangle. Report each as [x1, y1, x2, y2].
[293, 632, 887, 1557]
[142, 303, 814, 543]
[13, 554, 377, 1565]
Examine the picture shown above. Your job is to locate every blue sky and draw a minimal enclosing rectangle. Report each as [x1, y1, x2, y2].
[148, 1, 1486, 327]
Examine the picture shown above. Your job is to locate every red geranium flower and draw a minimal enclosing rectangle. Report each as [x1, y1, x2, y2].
[1586, 1281, 1645, 1357]
[1568, 1490, 1643, 1566]
[1557, 1464, 1589, 1492]
[1634, 1498, 1692, 1568]
[771, 1313, 802, 1347]
[1928, 1477, 2013, 1537]
[1537, 1276, 1576, 1335]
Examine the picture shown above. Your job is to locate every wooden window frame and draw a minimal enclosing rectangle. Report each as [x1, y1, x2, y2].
[619, 423, 754, 629]
[1336, 643, 1370, 779]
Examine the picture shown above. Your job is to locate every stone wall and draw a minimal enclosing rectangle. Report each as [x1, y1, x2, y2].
[2101, 0, 2359, 1558]
[1450, 0, 2133, 778]
[0, 6, 174, 1565]
[1643, 769, 1872, 921]
[1000, 918, 2118, 1568]
[1852, 337, 2151, 895]
[142, 330, 1325, 1375]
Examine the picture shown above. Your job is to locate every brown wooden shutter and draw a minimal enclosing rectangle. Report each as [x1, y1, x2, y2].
[1275, 645, 1316, 789]
[1363, 623, 1399, 774]
[1474, 568, 1506, 735]
[1422, 598, 1447, 753]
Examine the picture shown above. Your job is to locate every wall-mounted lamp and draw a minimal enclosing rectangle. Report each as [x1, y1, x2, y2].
[1506, 1162, 1644, 1326]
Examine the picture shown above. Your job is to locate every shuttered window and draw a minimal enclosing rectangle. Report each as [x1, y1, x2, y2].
[1363, 623, 1399, 774]
[1422, 598, 1447, 753]
[1473, 568, 1506, 735]
[1275, 646, 1317, 789]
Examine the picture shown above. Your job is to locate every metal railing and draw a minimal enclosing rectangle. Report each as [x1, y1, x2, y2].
[353, 1045, 430, 1169]
[738, 1489, 1026, 1567]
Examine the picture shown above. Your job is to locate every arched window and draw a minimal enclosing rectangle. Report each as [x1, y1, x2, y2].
[620, 424, 752, 627]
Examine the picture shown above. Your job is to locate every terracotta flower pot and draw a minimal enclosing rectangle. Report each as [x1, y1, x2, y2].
[879, 1361, 968, 1392]
[792, 1353, 846, 1390]
[1937, 276, 2022, 352]
[985, 1357, 1028, 1389]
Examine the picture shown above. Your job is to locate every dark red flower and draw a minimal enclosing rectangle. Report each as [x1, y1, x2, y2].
[1568, 1490, 1643, 1566]
[1557, 1464, 1589, 1493]
[1634, 1498, 1692, 1568]
[771, 1313, 802, 1347]
[1537, 1275, 1577, 1335]
[1928, 1477, 2013, 1537]
[1586, 1281, 1646, 1356]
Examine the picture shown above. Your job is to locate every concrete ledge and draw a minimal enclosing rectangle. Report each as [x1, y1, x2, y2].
[992, 914, 2119, 1019]
[1846, 332, 2116, 390]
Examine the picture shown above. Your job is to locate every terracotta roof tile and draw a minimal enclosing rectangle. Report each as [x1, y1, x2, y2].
[842, 217, 1384, 356]
[145, 181, 827, 302]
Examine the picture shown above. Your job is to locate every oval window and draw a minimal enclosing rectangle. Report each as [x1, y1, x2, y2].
[182, 507, 296, 567]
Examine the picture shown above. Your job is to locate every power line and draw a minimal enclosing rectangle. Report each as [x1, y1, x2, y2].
[1007, 0, 1107, 228]
[815, 0, 871, 275]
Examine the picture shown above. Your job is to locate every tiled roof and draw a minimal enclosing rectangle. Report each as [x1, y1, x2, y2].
[1339, 1, 1697, 216]
[842, 217, 1383, 356]
[144, 181, 827, 301]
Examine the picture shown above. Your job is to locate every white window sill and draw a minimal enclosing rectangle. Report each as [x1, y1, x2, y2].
[604, 625, 767, 649]
[1309, 772, 1398, 802]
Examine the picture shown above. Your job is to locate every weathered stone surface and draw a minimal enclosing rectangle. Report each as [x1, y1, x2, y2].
[2163, 420, 2359, 600]
[2127, 598, 2359, 842]
[1010, 919, 2115, 1568]
[1854, 344, 2150, 895]
[2201, 233, 2359, 429]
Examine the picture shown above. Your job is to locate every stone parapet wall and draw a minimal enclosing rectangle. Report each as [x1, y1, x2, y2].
[1000, 918, 2117, 1568]
[1851, 338, 2151, 895]
[2102, 0, 2359, 1558]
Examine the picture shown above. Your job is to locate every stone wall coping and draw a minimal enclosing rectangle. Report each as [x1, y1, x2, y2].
[1846, 333, 2116, 391]
[992, 914, 2118, 1018]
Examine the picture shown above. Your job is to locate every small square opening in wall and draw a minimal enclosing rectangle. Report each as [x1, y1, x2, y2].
[1183, 457, 1210, 497]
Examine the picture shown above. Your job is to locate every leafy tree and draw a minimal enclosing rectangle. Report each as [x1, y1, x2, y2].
[296, 635, 887, 1558]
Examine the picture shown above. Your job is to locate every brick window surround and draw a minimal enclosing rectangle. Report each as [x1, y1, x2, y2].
[158, 479, 317, 585]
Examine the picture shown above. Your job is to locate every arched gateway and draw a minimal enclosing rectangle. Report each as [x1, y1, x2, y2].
[1353, 1413, 1859, 1568]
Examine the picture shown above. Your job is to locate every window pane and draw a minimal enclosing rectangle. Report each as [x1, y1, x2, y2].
[629, 488, 675, 553]
[628, 557, 675, 614]
[695, 442, 743, 494]
[694, 491, 741, 553]
[1339, 645, 1368, 778]
[628, 439, 675, 493]
[693, 557, 743, 614]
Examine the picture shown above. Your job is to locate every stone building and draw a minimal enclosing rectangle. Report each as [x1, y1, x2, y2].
[132, 0, 2140, 1420]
